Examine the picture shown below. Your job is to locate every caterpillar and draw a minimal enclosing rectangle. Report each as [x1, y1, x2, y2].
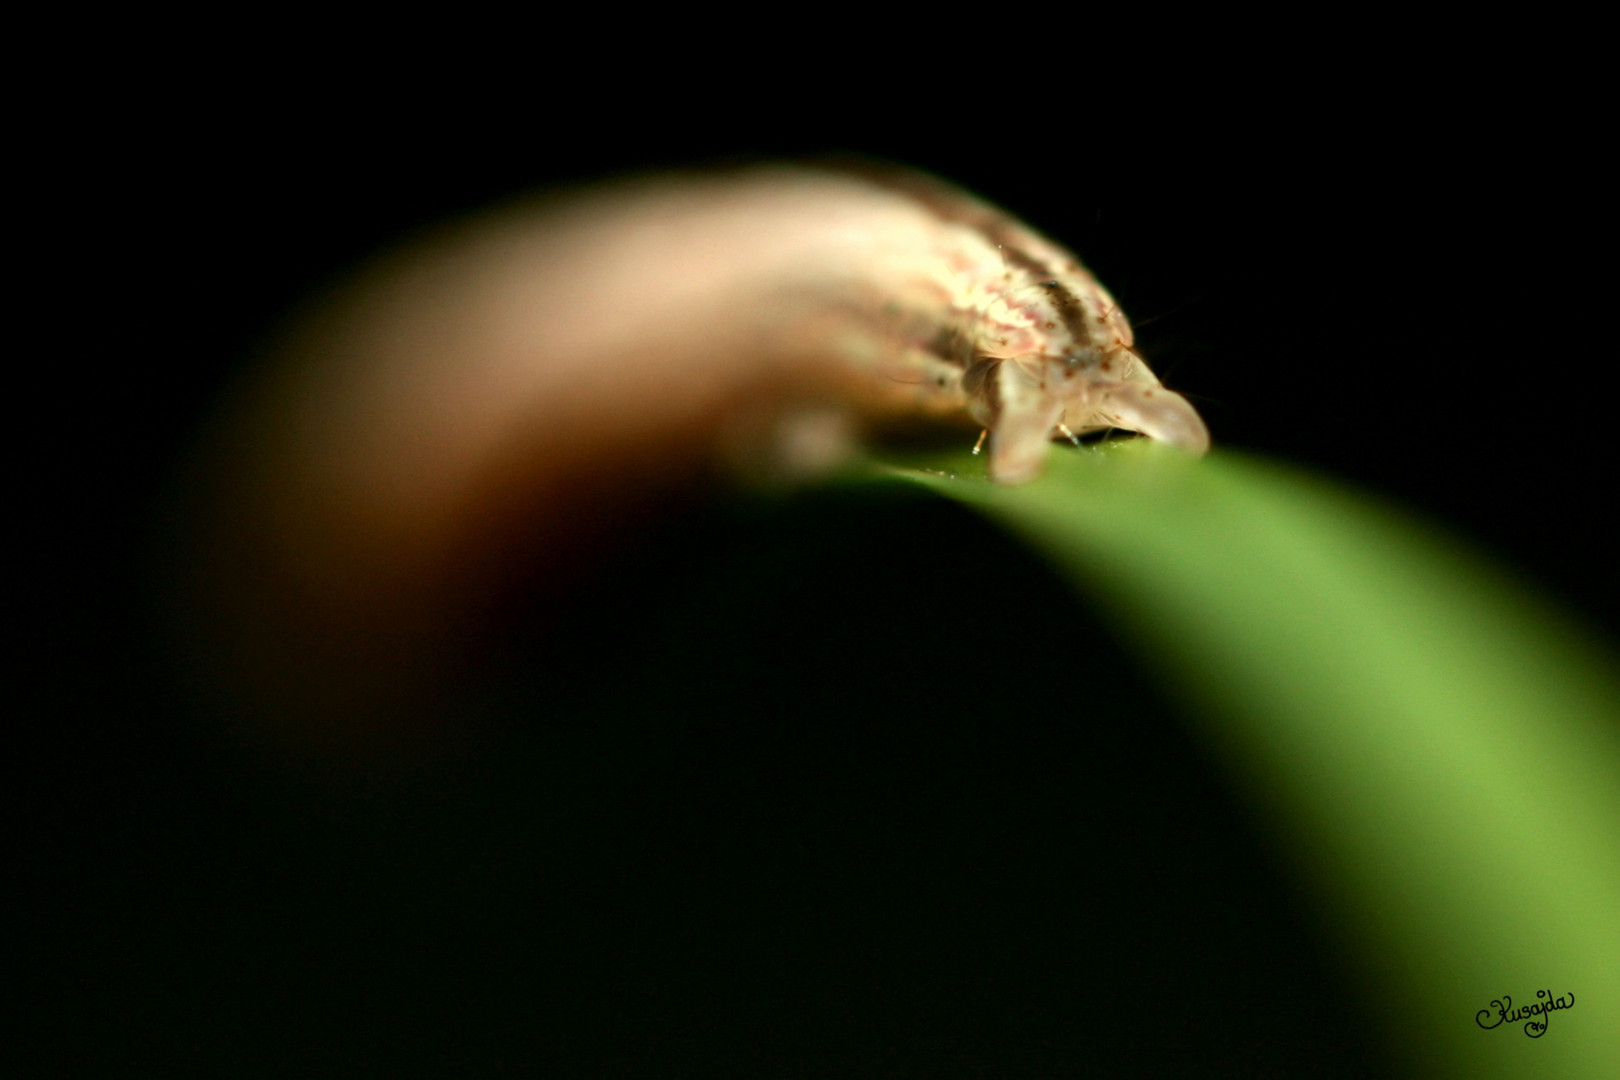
[182, 164, 1208, 740]
[760, 164, 1209, 483]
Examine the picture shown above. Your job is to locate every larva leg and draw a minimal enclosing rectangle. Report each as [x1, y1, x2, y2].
[988, 392, 1066, 484]
[1097, 381, 1211, 456]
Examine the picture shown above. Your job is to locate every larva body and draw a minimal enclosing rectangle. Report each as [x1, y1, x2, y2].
[779, 167, 1209, 483]
[186, 164, 1207, 737]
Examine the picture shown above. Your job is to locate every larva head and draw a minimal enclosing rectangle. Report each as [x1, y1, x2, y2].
[1055, 341, 1209, 450]
[1042, 287, 1208, 452]
[971, 274, 1209, 480]
[971, 343, 1210, 484]
[1051, 345, 1210, 455]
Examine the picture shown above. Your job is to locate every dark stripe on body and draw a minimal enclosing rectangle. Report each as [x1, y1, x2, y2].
[828, 161, 1093, 349]
[925, 321, 977, 369]
[1035, 279, 1091, 348]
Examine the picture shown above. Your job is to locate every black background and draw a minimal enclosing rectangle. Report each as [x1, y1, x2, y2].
[13, 39, 1614, 1077]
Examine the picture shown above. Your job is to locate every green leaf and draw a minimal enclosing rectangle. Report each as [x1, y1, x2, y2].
[867, 439, 1620, 1078]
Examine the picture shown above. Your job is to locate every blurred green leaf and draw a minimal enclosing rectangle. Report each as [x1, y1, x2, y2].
[865, 439, 1620, 1078]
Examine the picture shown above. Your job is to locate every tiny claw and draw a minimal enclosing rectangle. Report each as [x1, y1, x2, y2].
[1100, 382, 1210, 456]
[989, 399, 1064, 484]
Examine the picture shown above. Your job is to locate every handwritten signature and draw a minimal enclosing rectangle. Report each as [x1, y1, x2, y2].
[1475, 989, 1575, 1038]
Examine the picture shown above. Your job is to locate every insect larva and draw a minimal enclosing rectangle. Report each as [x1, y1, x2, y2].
[783, 165, 1210, 483]
[182, 164, 1207, 738]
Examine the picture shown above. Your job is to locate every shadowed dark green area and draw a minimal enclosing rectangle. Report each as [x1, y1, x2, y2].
[869, 440, 1620, 1078]
[23, 431, 1616, 1076]
[22, 475, 1411, 1077]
